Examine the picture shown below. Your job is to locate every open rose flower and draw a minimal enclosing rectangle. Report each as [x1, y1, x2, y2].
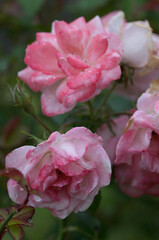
[114, 89, 159, 197]
[18, 16, 122, 116]
[5, 127, 111, 219]
[102, 11, 159, 100]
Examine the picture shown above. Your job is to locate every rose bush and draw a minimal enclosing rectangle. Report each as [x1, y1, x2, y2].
[18, 16, 122, 116]
[114, 88, 159, 197]
[5, 127, 111, 219]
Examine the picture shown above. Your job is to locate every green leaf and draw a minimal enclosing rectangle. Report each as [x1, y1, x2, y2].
[14, 207, 35, 222]
[17, 0, 45, 18]
[8, 225, 24, 240]
[8, 218, 32, 227]
[0, 168, 27, 190]
[0, 209, 8, 220]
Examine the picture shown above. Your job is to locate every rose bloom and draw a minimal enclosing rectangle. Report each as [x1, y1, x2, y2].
[102, 11, 159, 100]
[18, 16, 122, 116]
[5, 127, 111, 219]
[114, 89, 159, 197]
[97, 115, 130, 163]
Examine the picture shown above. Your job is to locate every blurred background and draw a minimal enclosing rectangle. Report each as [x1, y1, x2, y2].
[1, 0, 159, 239]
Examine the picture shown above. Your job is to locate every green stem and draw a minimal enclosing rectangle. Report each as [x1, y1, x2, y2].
[87, 101, 94, 119]
[0, 211, 15, 237]
[57, 220, 64, 240]
[105, 111, 132, 119]
[95, 81, 117, 118]
[31, 112, 52, 134]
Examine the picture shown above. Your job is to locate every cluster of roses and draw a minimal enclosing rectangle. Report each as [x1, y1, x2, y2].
[5, 11, 159, 219]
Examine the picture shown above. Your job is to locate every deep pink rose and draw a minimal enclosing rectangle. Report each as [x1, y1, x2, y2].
[114, 91, 159, 197]
[97, 115, 130, 163]
[18, 16, 122, 116]
[5, 127, 111, 219]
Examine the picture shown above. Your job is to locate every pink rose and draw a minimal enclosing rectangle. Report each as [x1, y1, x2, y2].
[102, 11, 153, 68]
[97, 115, 130, 163]
[114, 91, 159, 197]
[18, 16, 122, 116]
[5, 127, 111, 219]
[102, 11, 159, 100]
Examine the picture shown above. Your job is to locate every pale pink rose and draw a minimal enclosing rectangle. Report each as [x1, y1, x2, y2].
[114, 92, 159, 197]
[102, 11, 159, 100]
[5, 127, 111, 219]
[18, 16, 122, 116]
[97, 115, 130, 163]
[102, 11, 153, 68]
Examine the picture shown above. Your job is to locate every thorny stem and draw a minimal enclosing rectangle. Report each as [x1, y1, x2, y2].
[31, 112, 52, 134]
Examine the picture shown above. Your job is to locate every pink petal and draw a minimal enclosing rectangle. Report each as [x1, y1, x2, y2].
[97, 66, 121, 90]
[7, 179, 28, 204]
[5, 146, 35, 173]
[102, 11, 125, 35]
[85, 34, 108, 64]
[18, 67, 38, 92]
[31, 71, 65, 90]
[18, 67, 65, 92]
[58, 53, 80, 76]
[67, 67, 101, 89]
[78, 172, 99, 197]
[59, 162, 85, 176]
[41, 82, 75, 116]
[66, 54, 89, 70]
[54, 20, 85, 56]
[87, 16, 105, 37]
[24, 42, 61, 74]
[57, 81, 96, 107]
[106, 33, 123, 56]
[70, 17, 90, 46]
[97, 50, 121, 70]
[83, 144, 111, 186]
[56, 80, 75, 104]
[36, 32, 61, 52]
